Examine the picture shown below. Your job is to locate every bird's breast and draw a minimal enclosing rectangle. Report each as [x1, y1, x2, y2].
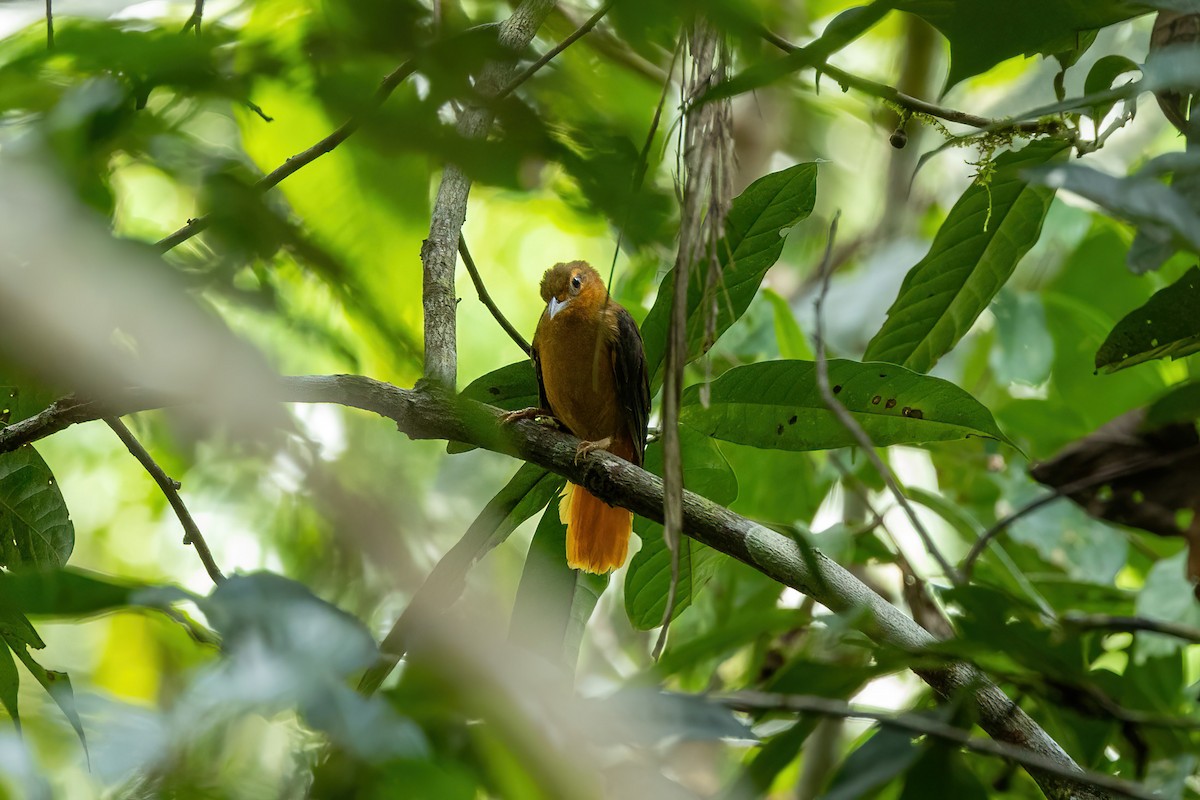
[537, 312, 621, 442]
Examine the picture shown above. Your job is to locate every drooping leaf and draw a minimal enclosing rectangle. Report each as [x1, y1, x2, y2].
[361, 463, 562, 691]
[641, 162, 819, 384]
[763, 288, 814, 360]
[0, 447, 74, 568]
[679, 360, 1010, 452]
[509, 505, 607, 670]
[0, 643, 17, 727]
[823, 726, 924, 800]
[0, 567, 177, 618]
[624, 427, 738, 630]
[1095, 266, 1200, 372]
[11, 644, 86, 754]
[1030, 159, 1200, 274]
[864, 141, 1065, 373]
[1083, 55, 1141, 121]
[893, 0, 1143, 90]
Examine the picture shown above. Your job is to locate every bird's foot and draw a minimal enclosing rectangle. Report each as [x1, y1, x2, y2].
[500, 407, 560, 427]
[574, 437, 613, 465]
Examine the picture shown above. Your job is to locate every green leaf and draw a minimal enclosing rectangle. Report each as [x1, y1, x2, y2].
[509, 505, 607, 670]
[641, 163, 819, 384]
[899, 745, 988, 800]
[763, 288, 814, 360]
[0, 446, 74, 568]
[449, 360, 539, 454]
[864, 141, 1065, 373]
[723, 719, 818, 799]
[0, 568, 157, 617]
[1095, 266, 1200, 372]
[823, 727, 923, 800]
[623, 427, 738, 630]
[0, 644, 16, 727]
[1029, 158, 1200, 274]
[893, 0, 1141, 90]
[1083, 55, 1141, 121]
[1145, 381, 1200, 428]
[12, 644, 86, 755]
[680, 360, 1010, 452]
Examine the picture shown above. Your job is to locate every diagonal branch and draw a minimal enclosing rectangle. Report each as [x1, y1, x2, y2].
[760, 28, 1057, 137]
[420, 0, 558, 387]
[718, 692, 1155, 800]
[104, 417, 225, 584]
[458, 237, 530, 356]
[0, 378, 1125, 800]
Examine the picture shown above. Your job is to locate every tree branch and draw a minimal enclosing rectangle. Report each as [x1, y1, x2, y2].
[760, 29, 1058, 137]
[0, 377, 1118, 800]
[45, 0, 53, 49]
[180, 0, 203, 36]
[104, 417, 225, 584]
[421, 0, 558, 387]
[494, 0, 615, 101]
[457, 237, 530, 356]
[717, 692, 1155, 800]
[1061, 612, 1200, 644]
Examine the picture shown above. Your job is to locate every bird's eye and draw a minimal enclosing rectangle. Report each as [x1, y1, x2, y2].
[570, 274, 583, 292]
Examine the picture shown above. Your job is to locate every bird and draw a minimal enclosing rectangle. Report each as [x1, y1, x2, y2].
[504, 261, 649, 574]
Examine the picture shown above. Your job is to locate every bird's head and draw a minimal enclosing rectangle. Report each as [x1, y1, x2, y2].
[539, 261, 603, 319]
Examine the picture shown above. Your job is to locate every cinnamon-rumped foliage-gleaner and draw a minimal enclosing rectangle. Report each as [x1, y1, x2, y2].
[505, 261, 650, 573]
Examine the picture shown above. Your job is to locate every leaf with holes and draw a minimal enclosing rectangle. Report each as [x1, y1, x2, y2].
[1096, 266, 1200, 372]
[624, 427, 738, 630]
[680, 360, 1011, 451]
[641, 163, 819, 385]
[448, 360, 540, 454]
[864, 141, 1065, 373]
[0, 447, 73, 568]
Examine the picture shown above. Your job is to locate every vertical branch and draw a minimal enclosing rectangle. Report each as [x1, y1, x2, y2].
[181, 0, 203, 36]
[420, 0, 558, 388]
[655, 18, 732, 659]
[45, 0, 53, 49]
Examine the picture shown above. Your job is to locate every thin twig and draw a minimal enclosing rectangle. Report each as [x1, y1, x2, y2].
[760, 28, 1057, 137]
[811, 215, 958, 581]
[957, 444, 1200, 581]
[458, 237, 530, 355]
[104, 417, 225, 585]
[180, 0, 203, 36]
[494, 0, 615, 101]
[717, 692, 1157, 800]
[156, 56, 420, 253]
[1061, 613, 1200, 644]
[45, 0, 53, 49]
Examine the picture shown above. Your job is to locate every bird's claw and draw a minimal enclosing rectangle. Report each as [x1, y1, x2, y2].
[574, 437, 613, 465]
[501, 407, 550, 425]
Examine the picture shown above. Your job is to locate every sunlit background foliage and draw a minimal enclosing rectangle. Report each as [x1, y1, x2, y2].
[0, 0, 1198, 797]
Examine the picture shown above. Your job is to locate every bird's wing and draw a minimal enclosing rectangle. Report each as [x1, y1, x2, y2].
[530, 341, 551, 413]
[610, 306, 650, 467]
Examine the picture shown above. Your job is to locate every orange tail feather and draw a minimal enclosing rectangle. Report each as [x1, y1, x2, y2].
[559, 483, 631, 574]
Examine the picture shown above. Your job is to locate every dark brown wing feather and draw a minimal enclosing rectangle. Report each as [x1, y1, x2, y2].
[530, 344, 552, 414]
[610, 307, 650, 467]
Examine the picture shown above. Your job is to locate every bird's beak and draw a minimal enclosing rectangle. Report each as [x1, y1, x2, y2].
[547, 296, 568, 319]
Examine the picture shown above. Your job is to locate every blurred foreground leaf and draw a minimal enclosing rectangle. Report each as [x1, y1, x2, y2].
[1096, 266, 1200, 372]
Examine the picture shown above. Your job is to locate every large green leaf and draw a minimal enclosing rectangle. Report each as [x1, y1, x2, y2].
[1095, 266, 1200, 372]
[624, 427, 739, 630]
[448, 360, 540, 454]
[509, 505, 607, 670]
[680, 359, 1009, 451]
[894, 0, 1142, 89]
[864, 141, 1065, 373]
[0, 568, 159, 617]
[641, 163, 819, 384]
[1145, 380, 1200, 428]
[0, 447, 74, 568]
